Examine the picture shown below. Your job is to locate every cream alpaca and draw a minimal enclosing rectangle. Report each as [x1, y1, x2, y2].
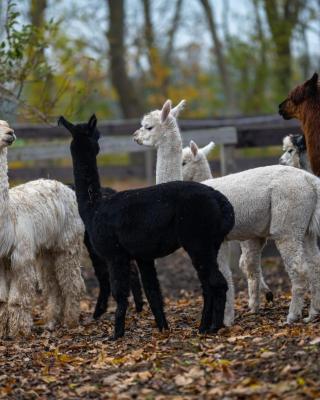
[182, 140, 273, 310]
[0, 121, 85, 338]
[134, 101, 235, 327]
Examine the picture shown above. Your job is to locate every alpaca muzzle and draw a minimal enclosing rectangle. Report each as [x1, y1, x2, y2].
[133, 130, 142, 145]
[278, 101, 292, 120]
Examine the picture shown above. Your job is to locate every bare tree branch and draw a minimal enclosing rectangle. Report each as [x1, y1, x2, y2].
[0, 84, 54, 125]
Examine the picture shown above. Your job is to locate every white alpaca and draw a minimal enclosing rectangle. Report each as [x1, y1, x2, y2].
[0, 121, 85, 338]
[279, 134, 311, 172]
[186, 149, 320, 323]
[183, 140, 273, 308]
[133, 100, 235, 326]
[134, 101, 320, 324]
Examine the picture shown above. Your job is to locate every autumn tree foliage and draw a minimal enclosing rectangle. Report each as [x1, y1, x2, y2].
[0, 0, 319, 121]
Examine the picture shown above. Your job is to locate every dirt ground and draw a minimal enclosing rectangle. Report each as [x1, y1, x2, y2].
[0, 253, 319, 399]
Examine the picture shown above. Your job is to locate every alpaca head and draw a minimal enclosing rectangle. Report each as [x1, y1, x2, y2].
[133, 99, 186, 147]
[182, 140, 215, 181]
[0, 120, 16, 150]
[279, 73, 319, 120]
[58, 114, 100, 156]
[279, 134, 306, 168]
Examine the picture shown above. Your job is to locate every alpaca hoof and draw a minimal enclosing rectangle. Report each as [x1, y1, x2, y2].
[44, 321, 56, 331]
[265, 291, 274, 303]
[286, 314, 300, 324]
[111, 332, 124, 341]
[223, 313, 234, 327]
[93, 305, 107, 320]
[159, 321, 169, 332]
[303, 314, 318, 323]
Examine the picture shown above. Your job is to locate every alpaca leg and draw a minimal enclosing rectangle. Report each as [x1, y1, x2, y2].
[84, 232, 110, 320]
[239, 239, 267, 313]
[303, 236, 320, 322]
[41, 259, 63, 330]
[136, 259, 168, 331]
[7, 252, 37, 338]
[217, 243, 234, 326]
[130, 261, 144, 313]
[108, 255, 131, 339]
[189, 250, 228, 333]
[275, 238, 308, 323]
[0, 262, 9, 338]
[54, 248, 85, 328]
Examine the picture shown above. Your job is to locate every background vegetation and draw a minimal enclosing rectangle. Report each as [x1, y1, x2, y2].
[1, 0, 319, 123]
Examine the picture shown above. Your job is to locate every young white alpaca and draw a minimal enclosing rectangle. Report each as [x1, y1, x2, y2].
[183, 140, 273, 309]
[0, 121, 85, 338]
[183, 145, 320, 323]
[134, 102, 320, 324]
[133, 100, 235, 326]
[279, 134, 311, 172]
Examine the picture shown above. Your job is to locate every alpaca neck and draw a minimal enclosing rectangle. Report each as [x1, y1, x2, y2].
[301, 104, 320, 176]
[156, 121, 182, 184]
[194, 159, 213, 182]
[71, 146, 102, 225]
[0, 148, 10, 218]
[0, 148, 12, 256]
[299, 151, 312, 173]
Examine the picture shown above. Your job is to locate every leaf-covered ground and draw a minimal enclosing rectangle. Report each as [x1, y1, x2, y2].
[0, 255, 320, 399]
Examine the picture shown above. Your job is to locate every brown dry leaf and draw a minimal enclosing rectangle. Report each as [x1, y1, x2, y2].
[309, 337, 320, 345]
[260, 351, 276, 359]
[137, 371, 152, 382]
[174, 375, 193, 386]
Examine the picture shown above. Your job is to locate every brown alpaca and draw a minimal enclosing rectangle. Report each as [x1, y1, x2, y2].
[279, 73, 320, 176]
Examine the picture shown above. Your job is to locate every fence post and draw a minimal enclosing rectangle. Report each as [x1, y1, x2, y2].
[220, 143, 237, 176]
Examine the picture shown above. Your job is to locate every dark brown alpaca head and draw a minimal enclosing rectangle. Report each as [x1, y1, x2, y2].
[279, 73, 319, 121]
[279, 73, 320, 176]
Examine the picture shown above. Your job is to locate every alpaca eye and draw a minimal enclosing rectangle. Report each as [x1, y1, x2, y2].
[182, 161, 186, 166]
[146, 126, 153, 131]
[288, 149, 293, 154]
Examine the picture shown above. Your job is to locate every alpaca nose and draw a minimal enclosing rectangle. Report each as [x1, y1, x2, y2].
[6, 130, 16, 144]
[133, 130, 140, 143]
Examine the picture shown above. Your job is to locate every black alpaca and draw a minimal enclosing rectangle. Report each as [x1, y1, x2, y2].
[68, 184, 144, 319]
[59, 114, 235, 339]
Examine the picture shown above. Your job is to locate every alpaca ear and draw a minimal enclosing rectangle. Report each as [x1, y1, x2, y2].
[88, 114, 97, 130]
[171, 100, 186, 118]
[161, 100, 172, 123]
[58, 116, 75, 135]
[201, 141, 215, 156]
[305, 73, 318, 96]
[190, 140, 200, 160]
[296, 135, 306, 152]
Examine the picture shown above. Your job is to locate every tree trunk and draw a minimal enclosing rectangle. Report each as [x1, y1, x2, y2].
[106, 0, 143, 118]
[198, 0, 235, 112]
[263, 0, 302, 96]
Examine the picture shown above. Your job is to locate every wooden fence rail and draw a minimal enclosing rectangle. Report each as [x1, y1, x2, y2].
[9, 114, 302, 183]
[8, 114, 301, 261]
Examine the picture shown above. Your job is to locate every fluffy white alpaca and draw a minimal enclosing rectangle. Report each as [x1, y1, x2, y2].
[182, 140, 273, 309]
[134, 101, 320, 324]
[183, 147, 320, 323]
[0, 121, 85, 338]
[279, 134, 311, 172]
[133, 100, 235, 326]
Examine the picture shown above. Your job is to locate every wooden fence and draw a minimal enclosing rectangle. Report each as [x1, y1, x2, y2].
[9, 114, 302, 183]
[8, 114, 302, 261]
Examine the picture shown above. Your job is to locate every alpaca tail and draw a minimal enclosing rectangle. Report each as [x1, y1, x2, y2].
[307, 174, 320, 237]
[214, 190, 235, 237]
